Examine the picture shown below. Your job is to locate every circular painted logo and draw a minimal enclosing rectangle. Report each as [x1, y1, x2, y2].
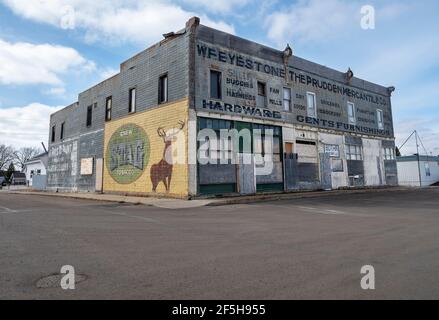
[106, 123, 150, 184]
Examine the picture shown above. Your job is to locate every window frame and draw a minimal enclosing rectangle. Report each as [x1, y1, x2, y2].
[306, 92, 317, 118]
[283, 87, 292, 112]
[86, 105, 93, 127]
[60, 122, 65, 140]
[346, 144, 363, 161]
[209, 70, 222, 100]
[129, 87, 136, 113]
[159, 74, 168, 104]
[377, 109, 384, 130]
[51, 125, 56, 143]
[384, 147, 395, 160]
[257, 81, 267, 107]
[347, 102, 356, 125]
[105, 96, 112, 121]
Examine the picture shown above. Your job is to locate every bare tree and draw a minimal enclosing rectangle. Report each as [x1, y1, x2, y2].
[0, 144, 15, 171]
[13, 147, 43, 171]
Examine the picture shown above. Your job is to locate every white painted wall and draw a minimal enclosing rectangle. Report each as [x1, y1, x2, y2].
[362, 138, 384, 186]
[319, 132, 348, 189]
[398, 160, 439, 187]
[25, 160, 47, 187]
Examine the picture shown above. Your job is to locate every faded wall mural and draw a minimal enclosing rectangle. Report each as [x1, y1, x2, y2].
[151, 120, 185, 192]
[106, 124, 150, 185]
[103, 99, 189, 197]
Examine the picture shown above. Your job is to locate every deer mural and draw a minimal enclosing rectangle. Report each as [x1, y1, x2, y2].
[150, 120, 185, 192]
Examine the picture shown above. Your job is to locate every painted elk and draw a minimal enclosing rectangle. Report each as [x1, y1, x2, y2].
[150, 120, 185, 192]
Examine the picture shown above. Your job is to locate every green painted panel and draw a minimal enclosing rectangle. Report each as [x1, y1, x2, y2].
[257, 183, 284, 193]
[199, 184, 236, 195]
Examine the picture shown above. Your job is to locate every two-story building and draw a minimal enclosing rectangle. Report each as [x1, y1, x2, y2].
[47, 17, 398, 198]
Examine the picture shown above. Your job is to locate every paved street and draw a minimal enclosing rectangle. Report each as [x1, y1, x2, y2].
[1, 189, 439, 300]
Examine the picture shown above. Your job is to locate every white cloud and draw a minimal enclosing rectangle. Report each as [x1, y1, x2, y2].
[355, 39, 439, 86]
[0, 103, 62, 148]
[44, 87, 67, 97]
[181, 0, 253, 13]
[1, 0, 235, 45]
[395, 118, 439, 156]
[0, 38, 95, 85]
[99, 67, 119, 81]
[265, 0, 358, 46]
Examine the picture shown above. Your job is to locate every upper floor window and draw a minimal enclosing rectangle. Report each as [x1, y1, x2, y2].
[306, 92, 317, 117]
[159, 74, 168, 104]
[86, 105, 93, 127]
[384, 147, 395, 160]
[129, 88, 136, 113]
[377, 109, 384, 130]
[210, 70, 222, 100]
[60, 122, 65, 140]
[283, 87, 292, 112]
[346, 144, 363, 161]
[51, 125, 56, 143]
[257, 81, 266, 107]
[347, 102, 356, 125]
[105, 96, 112, 121]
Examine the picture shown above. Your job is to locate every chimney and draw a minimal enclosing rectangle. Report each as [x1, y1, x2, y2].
[186, 16, 200, 29]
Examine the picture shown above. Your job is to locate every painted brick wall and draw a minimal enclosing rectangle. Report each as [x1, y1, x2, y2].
[103, 99, 189, 197]
[47, 26, 191, 193]
[194, 25, 395, 139]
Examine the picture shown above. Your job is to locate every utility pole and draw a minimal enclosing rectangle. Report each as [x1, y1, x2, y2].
[415, 130, 422, 188]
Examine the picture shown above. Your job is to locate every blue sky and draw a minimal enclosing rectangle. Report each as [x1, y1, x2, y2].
[0, 0, 438, 155]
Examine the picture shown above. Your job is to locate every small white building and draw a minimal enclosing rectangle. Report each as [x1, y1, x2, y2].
[397, 155, 439, 187]
[24, 152, 48, 187]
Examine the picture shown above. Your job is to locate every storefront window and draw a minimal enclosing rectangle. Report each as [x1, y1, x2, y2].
[346, 144, 363, 160]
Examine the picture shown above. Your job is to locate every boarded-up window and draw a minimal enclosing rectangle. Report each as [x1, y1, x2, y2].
[296, 140, 318, 163]
[285, 142, 294, 155]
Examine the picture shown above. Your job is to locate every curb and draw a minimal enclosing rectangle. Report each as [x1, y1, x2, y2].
[2, 186, 427, 208]
[204, 187, 419, 206]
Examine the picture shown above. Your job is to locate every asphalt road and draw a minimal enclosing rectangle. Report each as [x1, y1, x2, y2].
[1, 189, 439, 300]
